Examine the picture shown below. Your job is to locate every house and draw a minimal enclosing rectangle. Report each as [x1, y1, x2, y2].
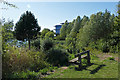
[54, 23, 64, 35]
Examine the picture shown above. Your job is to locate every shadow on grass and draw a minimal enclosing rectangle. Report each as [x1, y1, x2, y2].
[75, 63, 94, 71]
[74, 62, 106, 74]
[90, 64, 106, 74]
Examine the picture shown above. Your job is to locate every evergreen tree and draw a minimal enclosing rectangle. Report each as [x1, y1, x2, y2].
[65, 16, 81, 54]
[60, 20, 68, 40]
[14, 11, 40, 50]
[66, 20, 75, 36]
[81, 15, 89, 27]
[70, 16, 81, 36]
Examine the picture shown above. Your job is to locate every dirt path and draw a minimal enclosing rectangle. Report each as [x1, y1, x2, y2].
[97, 54, 118, 61]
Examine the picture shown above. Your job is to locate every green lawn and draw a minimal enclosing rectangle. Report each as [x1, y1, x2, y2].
[45, 54, 118, 78]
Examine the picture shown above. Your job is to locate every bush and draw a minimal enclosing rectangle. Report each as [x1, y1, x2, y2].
[41, 39, 54, 52]
[31, 38, 40, 50]
[29, 50, 49, 72]
[55, 35, 61, 40]
[8, 70, 40, 78]
[40, 68, 48, 75]
[69, 65, 75, 69]
[49, 66, 54, 72]
[2, 46, 32, 78]
[108, 57, 115, 60]
[2, 46, 49, 78]
[45, 31, 54, 39]
[46, 48, 68, 66]
[96, 39, 109, 53]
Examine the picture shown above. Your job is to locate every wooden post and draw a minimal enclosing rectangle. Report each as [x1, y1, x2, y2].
[78, 54, 82, 69]
[87, 51, 90, 65]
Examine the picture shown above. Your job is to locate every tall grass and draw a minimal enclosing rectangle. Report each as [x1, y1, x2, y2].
[2, 46, 49, 78]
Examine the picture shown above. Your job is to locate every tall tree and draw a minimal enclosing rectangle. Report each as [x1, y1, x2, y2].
[14, 11, 40, 50]
[60, 20, 68, 40]
[114, 2, 120, 36]
[69, 16, 81, 38]
[81, 15, 89, 27]
[66, 20, 75, 36]
[112, 1, 120, 52]
[65, 16, 81, 54]
[1, 20, 14, 51]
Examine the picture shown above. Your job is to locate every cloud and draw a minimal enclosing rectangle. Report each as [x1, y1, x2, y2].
[27, 4, 31, 8]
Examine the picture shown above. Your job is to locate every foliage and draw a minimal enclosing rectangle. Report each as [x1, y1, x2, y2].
[55, 35, 61, 40]
[81, 15, 89, 27]
[108, 57, 115, 60]
[41, 39, 54, 52]
[65, 16, 81, 54]
[31, 38, 40, 50]
[46, 54, 118, 78]
[41, 28, 50, 38]
[46, 48, 69, 66]
[69, 16, 81, 38]
[14, 11, 40, 50]
[7, 70, 40, 78]
[60, 20, 69, 40]
[2, 46, 48, 78]
[112, 1, 120, 53]
[39, 68, 48, 75]
[1, 20, 14, 51]
[45, 31, 54, 39]
[1, 1, 18, 8]
[66, 36, 76, 54]
[76, 10, 117, 53]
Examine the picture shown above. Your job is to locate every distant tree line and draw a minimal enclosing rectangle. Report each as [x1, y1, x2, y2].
[59, 8, 119, 53]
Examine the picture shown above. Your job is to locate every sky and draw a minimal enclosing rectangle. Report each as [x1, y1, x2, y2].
[0, 1, 118, 31]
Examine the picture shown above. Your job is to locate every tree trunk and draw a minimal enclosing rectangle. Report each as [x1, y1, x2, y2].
[28, 39, 30, 50]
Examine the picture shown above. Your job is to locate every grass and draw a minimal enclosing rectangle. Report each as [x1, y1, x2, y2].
[45, 54, 118, 78]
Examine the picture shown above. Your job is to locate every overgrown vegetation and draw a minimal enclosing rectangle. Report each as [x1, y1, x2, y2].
[1, 1, 120, 79]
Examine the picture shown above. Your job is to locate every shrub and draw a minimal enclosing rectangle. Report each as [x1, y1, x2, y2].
[45, 31, 54, 39]
[40, 68, 48, 75]
[29, 50, 49, 72]
[49, 66, 54, 72]
[9, 70, 40, 78]
[55, 35, 61, 40]
[41, 39, 54, 52]
[82, 59, 87, 64]
[69, 65, 75, 69]
[2, 46, 32, 78]
[108, 57, 115, 60]
[46, 48, 68, 66]
[2, 46, 49, 78]
[96, 39, 109, 53]
[31, 38, 40, 50]
[53, 66, 58, 69]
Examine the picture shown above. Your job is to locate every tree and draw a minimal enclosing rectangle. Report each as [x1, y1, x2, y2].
[2, 0, 18, 8]
[14, 11, 40, 50]
[114, 2, 120, 37]
[81, 15, 89, 27]
[69, 16, 81, 38]
[41, 28, 50, 38]
[110, 1, 120, 52]
[1, 20, 14, 51]
[45, 31, 54, 39]
[66, 20, 75, 36]
[1, 0, 18, 9]
[65, 16, 81, 54]
[60, 20, 68, 40]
